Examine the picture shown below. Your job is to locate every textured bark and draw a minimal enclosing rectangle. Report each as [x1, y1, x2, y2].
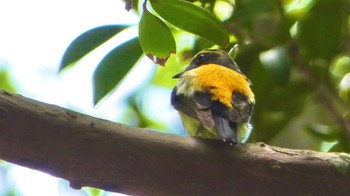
[0, 90, 350, 196]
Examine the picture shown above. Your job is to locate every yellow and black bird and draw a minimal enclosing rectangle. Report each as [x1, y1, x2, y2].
[171, 49, 255, 143]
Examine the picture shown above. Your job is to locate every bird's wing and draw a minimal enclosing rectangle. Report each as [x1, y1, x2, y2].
[171, 88, 215, 128]
[210, 92, 253, 143]
[230, 93, 254, 123]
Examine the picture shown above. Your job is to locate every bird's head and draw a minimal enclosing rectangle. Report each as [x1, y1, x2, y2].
[173, 49, 242, 78]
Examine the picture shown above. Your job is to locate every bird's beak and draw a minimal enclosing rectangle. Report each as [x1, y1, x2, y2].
[172, 72, 184, 79]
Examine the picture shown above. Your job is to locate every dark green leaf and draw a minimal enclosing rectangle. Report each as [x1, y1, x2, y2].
[59, 25, 128, 72]
[232, 0, 290, 46]
[93, 37, 142, 105]
[329, 136, 350, 152]
[150, 0, 229, 47]
[193, 36, 215, 53]
[139, 10, 176, 65]
[233, 0, 281, 27]
[259, 47, 291, 85]
[297, 0, 347, 60]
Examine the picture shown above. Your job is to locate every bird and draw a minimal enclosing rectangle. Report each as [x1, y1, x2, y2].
[170, 49, 255, 143]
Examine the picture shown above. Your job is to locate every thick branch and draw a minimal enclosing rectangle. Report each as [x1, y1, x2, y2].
[0, 90, 350, 195]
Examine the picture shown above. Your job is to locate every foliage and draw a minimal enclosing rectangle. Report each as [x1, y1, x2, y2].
[93, 37, 143, 105]
[60, 0, 350, 152]
[0, 66, 17, 93]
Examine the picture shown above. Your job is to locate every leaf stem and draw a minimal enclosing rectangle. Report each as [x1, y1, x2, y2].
[142, 0, 147, 12]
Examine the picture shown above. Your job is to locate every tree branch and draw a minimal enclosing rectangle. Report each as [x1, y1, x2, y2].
[0, 90, 350, 195]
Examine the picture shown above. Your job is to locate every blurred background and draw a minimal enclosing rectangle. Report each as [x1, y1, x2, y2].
[1, 0, 350, 195]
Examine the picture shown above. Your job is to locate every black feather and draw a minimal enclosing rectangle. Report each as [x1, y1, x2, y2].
[213, 116, 238, 143]
[231, 93, 254, 123]
[171, 88, 214, 128]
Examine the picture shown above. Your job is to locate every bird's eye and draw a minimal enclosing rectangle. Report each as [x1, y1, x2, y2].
[197, 54, 206, 59]
[195, 53, 206, 64]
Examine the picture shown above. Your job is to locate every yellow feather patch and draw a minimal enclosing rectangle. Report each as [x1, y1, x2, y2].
[178, 64, 254, 109]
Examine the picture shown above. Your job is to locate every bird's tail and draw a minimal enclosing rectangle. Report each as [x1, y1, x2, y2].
[213, 116, 238, 143]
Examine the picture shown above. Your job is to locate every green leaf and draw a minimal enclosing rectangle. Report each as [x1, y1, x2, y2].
[150, 0, 229, 47]
[139, 9, 176, 65]
[59, 25, 128, 72]
[83, 187, 103, 196]
[93, 37, 142, 105]
[0, 69, 16, 92]
[304, 124, 339, 142]
[233, 0, 281, 25]
[232, 0, 291, 46]
[259, 47, 291, 86]
[297, 0, 347, 60]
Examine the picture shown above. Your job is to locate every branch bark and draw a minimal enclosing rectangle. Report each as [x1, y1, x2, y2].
[0, 90, 350, 195]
